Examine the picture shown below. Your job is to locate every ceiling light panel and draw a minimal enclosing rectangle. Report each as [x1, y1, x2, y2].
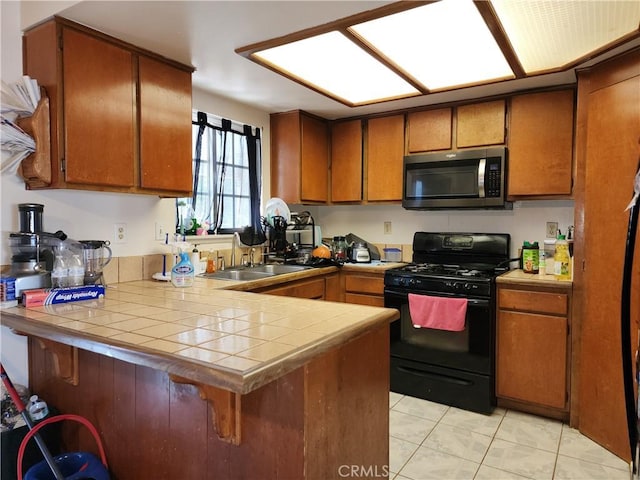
[253, 31, 420, 105]
[349, 0, 515, 91]
[491, 0, 640, 73]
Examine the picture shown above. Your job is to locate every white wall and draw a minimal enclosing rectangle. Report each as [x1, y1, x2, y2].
[0, 2, 271, 386]
[309, 200, 575, 259]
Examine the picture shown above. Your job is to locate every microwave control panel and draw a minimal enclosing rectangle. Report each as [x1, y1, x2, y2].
[485, 158, 502, 197]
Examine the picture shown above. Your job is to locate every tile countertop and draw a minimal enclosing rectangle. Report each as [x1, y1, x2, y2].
[497, 269, 573, 289]
[0, 267, 399, 395]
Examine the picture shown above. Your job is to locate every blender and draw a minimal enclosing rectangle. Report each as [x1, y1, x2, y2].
[78, 240, 112, 285]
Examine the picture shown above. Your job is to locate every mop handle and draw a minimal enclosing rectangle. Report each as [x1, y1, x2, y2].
[0, 364, 65, 480]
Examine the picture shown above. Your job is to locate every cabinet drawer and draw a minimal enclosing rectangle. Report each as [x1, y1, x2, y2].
[498, 288, 568, 316]
[258, 277, 325, 299]
[345, 275, 384, 295]
[345, 293, 385, 307]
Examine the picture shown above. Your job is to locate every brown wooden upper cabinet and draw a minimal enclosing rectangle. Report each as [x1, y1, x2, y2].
[507, 89, 575, 197]
[407, 108, 453, 153]
[366, 114, 405, 201]
[456, 100, 506, 148]
[330, 119, 363, 203]
[270, 110, 329, 204]
[22, 17, 194, 196]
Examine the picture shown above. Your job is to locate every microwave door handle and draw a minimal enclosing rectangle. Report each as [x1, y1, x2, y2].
[478, 158, 486, 198]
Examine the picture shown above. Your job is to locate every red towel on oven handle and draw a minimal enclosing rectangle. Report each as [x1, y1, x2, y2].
[408, 293, 467, 331]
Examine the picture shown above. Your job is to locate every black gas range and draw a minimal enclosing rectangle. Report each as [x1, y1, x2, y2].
[385, 232, 510, 414]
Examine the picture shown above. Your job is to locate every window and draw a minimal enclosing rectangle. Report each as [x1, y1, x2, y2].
[177, 111, 262, 237]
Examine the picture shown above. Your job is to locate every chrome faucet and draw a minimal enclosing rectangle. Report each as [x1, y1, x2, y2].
[249, 247, 256, 267]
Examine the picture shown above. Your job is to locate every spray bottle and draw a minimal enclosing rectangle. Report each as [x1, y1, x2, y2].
[171, 241, 195, 287]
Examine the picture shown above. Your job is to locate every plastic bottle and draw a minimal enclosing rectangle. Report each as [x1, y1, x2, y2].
[554, 234, 571, 280]
[27, 395, 49, 421]
[538, 251, 546, 275]
[51, 255, 68, 288]
[171, 252, 195, 287]
[522, 241, 539, 274]
[67, 254, 85, 286]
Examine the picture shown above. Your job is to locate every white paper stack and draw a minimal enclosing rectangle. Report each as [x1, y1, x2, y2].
[1, 76, 40, 175]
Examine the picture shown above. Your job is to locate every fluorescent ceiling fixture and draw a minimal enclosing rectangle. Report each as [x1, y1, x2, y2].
[237, 0, 640, 106]
[253, 31, 420, 105]
[492, 0, 640, 73]
[350, 0, 514, 90]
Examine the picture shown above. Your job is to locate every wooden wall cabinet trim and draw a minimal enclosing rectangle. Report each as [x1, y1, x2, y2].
[407, 108, 452, 153]
[496, 285, 571, 416]
[366, 114, 405, 201]
[330, 119, 362, 202]
[270, 110, 329, 204]
[22, 17, 193, 196]
[508, 89, 575, 197]
[456, 100, 506, 148]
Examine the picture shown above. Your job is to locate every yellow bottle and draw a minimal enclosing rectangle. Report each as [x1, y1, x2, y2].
[553, 235, 571, 280]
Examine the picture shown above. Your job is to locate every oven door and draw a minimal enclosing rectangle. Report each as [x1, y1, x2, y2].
[385, 287, 493, 375]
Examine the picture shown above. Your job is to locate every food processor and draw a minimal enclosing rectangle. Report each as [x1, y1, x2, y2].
[7, 204, 65, 296]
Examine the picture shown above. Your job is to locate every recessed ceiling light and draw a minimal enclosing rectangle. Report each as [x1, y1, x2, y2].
[237, 0, 640, 107]
[350, 0, 515, 90]
[253, 31, 420, 105]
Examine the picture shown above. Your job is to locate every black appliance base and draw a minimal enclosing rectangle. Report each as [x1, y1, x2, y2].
[391, 356, 495, 415]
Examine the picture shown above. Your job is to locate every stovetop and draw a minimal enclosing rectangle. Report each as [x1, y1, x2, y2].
[394, 262, 507, 279]
[384, 262, 507, 297]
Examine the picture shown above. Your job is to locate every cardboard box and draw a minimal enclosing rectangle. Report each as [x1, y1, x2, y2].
[22, 285, 106, 307]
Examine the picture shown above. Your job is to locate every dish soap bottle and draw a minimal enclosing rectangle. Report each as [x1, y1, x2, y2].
[554, 234, 571, 280]
[171, 248, 195, 288]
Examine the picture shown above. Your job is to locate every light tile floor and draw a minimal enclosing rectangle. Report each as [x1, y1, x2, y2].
[389, 392, 631, 480]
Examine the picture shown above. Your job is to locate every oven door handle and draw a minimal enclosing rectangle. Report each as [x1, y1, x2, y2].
[384, 289, 490, 307]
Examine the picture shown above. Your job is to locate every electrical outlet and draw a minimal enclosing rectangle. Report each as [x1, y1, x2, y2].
[155, 222, 166, 241]
[384, 221, 392, 235]
[114, 223, 127, 244]
[546, 221, 558, 238]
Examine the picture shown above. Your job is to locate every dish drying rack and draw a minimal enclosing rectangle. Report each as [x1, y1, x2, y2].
[286, 211, 316, 250]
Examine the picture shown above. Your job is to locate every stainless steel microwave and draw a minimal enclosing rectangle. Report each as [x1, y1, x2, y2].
[402, 147, 510, 210]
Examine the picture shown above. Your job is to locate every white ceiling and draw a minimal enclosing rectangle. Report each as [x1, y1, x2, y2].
[47, 1, 640, 120]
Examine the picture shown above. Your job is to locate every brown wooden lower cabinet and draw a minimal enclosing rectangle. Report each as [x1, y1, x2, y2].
[342, 271, 385, 307]
[252, 275, 335, 299]
[27, 323, 390, 480]
[496, 284, 572, 420]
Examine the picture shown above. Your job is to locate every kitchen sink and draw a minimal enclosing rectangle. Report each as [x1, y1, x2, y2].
[249, 264, 312, 274]
[200, 264, 312, 281]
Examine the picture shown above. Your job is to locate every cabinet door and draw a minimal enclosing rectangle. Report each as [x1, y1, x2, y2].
[300, 114, 329, 203]
[62, 28, 135, 187]
[257, 277, 325, 299]
[139, 56, 193, 194]
[270, 111, 328, 204]
[456, 100, 505, 148]
[331, 120, 362, 202]
[497, 310, 568, 409]
[508, 90, 574, 196]
[366, 115, 405, 201]
[407, 108, 452, 153]
[270, 112, 301, 204]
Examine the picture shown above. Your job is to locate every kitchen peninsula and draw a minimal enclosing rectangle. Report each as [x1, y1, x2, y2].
[1, 269, 398, 479]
